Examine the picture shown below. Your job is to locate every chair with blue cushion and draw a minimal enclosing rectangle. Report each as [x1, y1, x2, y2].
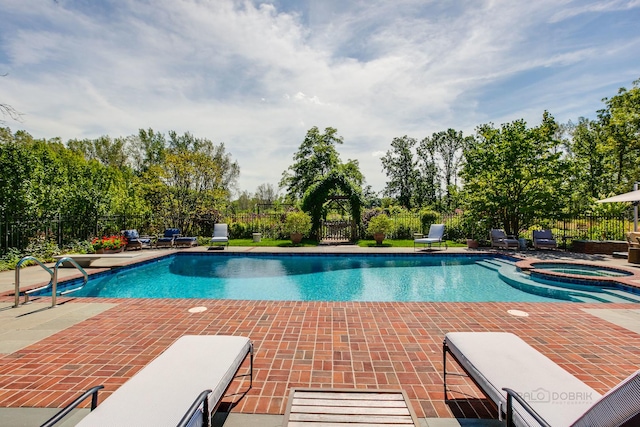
[122, 229, 152, 251]
[156, 228, 181, 248]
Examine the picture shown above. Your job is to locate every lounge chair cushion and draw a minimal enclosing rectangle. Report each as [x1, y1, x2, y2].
[445, 332, 600, 426]
[175, 236, 197, 246]
[123, 229, 140, 240]
[76, 335, 251, 426]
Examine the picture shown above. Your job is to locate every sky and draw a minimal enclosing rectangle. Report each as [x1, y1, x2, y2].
[1, 0, 640, 196]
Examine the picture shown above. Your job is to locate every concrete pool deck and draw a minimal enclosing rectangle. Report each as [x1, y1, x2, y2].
[0, 246, 639, 426]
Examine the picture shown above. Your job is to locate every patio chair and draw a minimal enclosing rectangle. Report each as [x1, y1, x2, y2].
[210, 223, 229, 248]
[414, 224, 447, 251]
[174, 231, 198, 248]
[532, 229, 557, 250]
[156, 228, 181, 248]
[443, 332, 640, 427]
[490, 229, 519, 250]
[122, 229, 152, 251]
[69, 335, 253, 427]
[626, 231, 640, 249]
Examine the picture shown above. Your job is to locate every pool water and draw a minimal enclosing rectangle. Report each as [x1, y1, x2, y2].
[58, 254, 560, 302]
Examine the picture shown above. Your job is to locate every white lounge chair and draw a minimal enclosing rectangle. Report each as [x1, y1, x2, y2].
[490, 229, 519, 250]
[71, 335, 252, 426]
[414, 224, 447, 251]
[443, 332, 640, 426]
[210, 223, 229, 248]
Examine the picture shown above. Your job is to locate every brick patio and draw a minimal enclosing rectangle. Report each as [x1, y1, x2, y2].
[1, 296, 638, 420]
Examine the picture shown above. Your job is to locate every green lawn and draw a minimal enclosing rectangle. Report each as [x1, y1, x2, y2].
[355, 239, 466, 248]
[204, 238, 465, 248]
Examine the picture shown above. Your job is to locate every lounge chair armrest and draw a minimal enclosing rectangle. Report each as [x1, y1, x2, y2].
[177, 389, 212, 427]
[502, 388, 552, 427]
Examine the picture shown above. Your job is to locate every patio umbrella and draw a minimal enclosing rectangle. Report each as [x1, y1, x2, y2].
[596, 189, 640, 203]
[596, 185, 640, 231]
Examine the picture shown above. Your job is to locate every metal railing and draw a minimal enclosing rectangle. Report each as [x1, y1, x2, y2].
[51, 257, 88, 307]
[14, 256, 53, 307]
[1, 212, 633, 251]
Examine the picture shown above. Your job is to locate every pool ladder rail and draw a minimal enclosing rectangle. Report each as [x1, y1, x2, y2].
[14, 256, 88, 308]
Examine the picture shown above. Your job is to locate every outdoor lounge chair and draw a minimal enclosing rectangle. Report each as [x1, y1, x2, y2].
[210, 223, 229, 248]
[490, 229, 519, 250]
[122, 229, 152, 251]
[532, 229, 557, 250]
[443, 332, 640, 427]
[156, 228, 181, 248]
[626, 231, 640, 249]
[174, 231, 198, 248]
[69, 335, 253, 426]
[414, 224, 447, 251]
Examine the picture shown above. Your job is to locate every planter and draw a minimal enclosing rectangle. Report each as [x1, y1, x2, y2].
[290, 233, 303, 245]
[374, 233, 385, 245]
[252, 232, 262, 243]
[95, 247, 125, 254]
[466, 239, 479, 249]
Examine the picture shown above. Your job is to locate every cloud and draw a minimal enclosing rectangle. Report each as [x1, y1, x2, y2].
[1, 0, 639, 194]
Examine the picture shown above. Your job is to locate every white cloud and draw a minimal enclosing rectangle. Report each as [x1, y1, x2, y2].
[1, 0, 639, 193]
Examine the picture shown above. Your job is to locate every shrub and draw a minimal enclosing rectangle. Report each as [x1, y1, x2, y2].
[394, 224, 414, 240]
[229, 222, 251, 239]
[367, 214, 393, 236]
[419, 209, 439, 234]
[283, 211, 312, 235]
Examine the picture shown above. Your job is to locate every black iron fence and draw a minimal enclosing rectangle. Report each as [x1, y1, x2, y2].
[0, 212, 633, 252]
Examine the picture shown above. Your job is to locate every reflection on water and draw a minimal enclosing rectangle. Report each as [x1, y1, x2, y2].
[65, 254, 558, 302]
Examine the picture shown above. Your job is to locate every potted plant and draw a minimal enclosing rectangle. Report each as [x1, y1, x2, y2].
[284, 211, 312, 244]
[367, 214, 393, 245]
[91, 235, 128, 254]
[462, 215, 483, 249]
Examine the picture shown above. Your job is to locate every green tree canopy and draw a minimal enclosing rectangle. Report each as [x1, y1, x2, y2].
[280, 126, 363, 201]
[460, 112, 570, 236]
[381, 135, 418, 209]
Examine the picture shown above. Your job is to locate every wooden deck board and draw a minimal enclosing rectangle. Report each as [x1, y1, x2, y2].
[283, 388, 419, 426]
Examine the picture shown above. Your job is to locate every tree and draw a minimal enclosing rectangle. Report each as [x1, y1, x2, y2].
[598, 78, 640, 188]
[381, 136, 418, 209]
[565, 117, 612, 199]
[159, 131, 239, 222]
[460, 112, 570, 236]
[255, 183, 278, 204]
[280, 126, 363, 200]
[431, 129, 471, 208]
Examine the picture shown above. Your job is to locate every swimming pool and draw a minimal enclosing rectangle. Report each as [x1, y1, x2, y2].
[33, 253, 569, 302]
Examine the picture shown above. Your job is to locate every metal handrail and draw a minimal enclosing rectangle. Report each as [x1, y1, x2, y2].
[51, 257, 88, 307]
[14, 256, 53, 307]
[40, 385, 104, 427]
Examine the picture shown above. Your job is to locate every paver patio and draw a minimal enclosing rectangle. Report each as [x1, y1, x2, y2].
[0, 248, 639, 423]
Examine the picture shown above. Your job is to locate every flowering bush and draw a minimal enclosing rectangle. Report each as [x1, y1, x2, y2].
[91, 235, 127, 251]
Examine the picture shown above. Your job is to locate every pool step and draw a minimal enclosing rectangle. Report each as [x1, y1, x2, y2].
[476, 258, 514, 271]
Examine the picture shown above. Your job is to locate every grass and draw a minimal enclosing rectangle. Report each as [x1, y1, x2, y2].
[205, 238, 466, 248]
[356, 239, 466, 248]
[226, 238, 319, 247]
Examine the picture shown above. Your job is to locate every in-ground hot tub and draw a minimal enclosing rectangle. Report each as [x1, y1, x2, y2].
[516, 260, 639, 288]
